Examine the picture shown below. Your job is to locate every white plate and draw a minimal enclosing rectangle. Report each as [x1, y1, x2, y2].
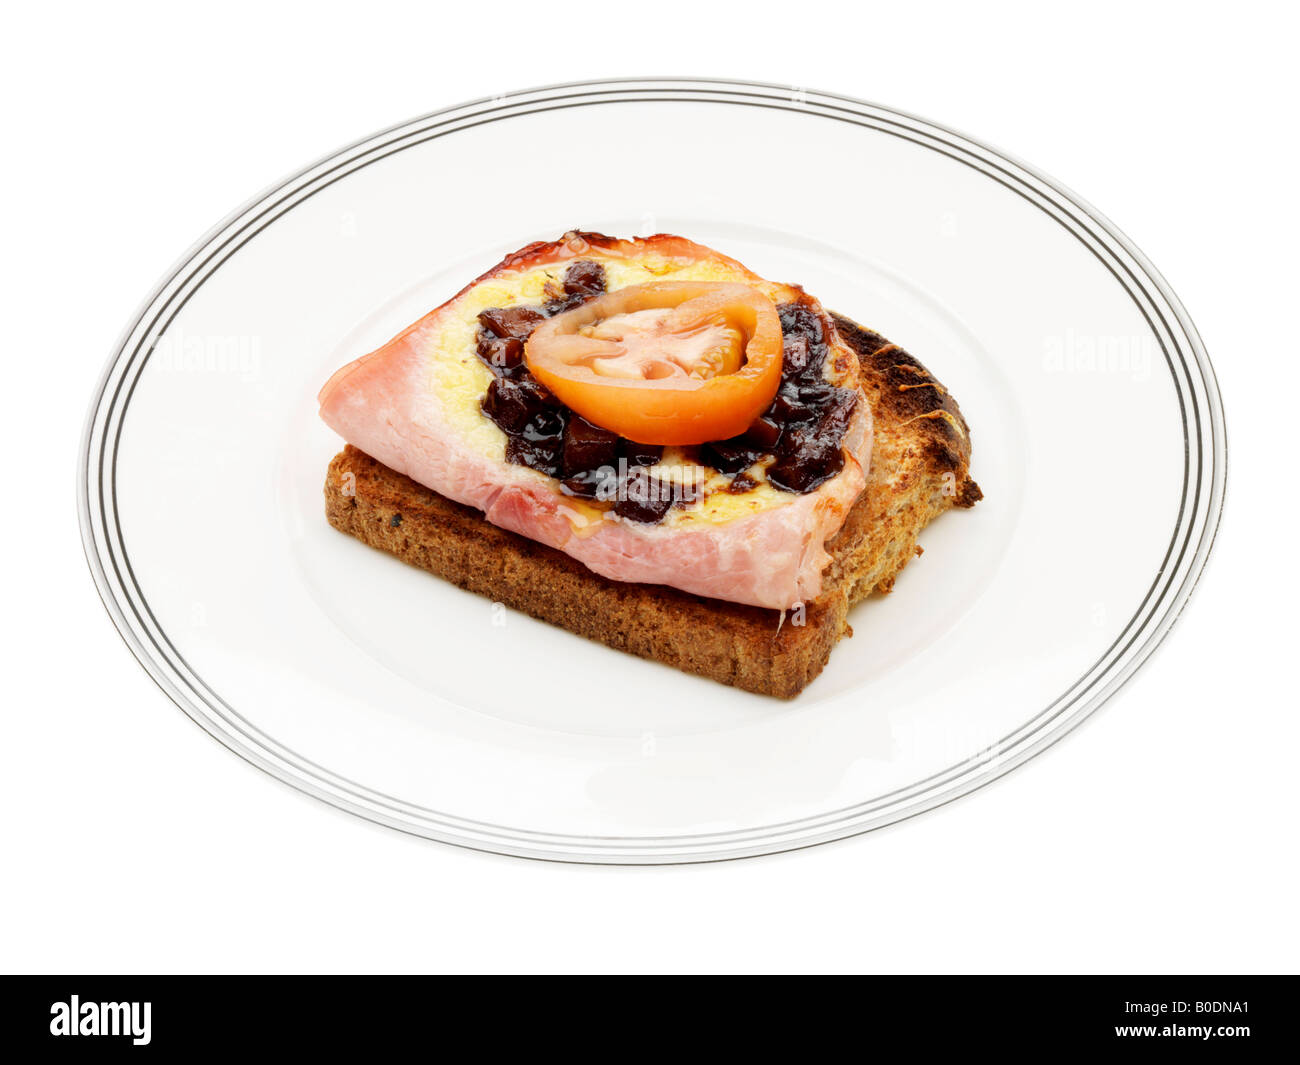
[79, 79, 1226, 863]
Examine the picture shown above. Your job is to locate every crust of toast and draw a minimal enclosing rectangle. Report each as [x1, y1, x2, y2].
[324, 314, 981, 698]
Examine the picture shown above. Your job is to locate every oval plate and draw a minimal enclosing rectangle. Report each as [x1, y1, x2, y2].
[79, 78, 1226, 863]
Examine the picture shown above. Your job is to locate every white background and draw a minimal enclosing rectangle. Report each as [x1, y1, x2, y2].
[3, 1, 1296, 974]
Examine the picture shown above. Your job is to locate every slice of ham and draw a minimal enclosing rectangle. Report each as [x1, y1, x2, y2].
[318, 234, 872, 611]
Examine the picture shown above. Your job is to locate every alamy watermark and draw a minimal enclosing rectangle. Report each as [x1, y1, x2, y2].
[50, 996, 150, 1046]
[1043, 329, 1154, 383]
[154, 329, 262, 382]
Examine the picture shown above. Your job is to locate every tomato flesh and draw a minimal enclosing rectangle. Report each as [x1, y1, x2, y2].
[524, 281, 783, 445]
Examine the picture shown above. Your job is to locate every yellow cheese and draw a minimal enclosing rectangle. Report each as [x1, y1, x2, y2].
[423, 254, 804, 527]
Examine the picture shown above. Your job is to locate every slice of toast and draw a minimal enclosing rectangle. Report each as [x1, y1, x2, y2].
[323, 314, 981, 698]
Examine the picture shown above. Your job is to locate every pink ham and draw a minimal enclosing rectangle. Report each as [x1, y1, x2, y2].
[318, 236, 872, 611]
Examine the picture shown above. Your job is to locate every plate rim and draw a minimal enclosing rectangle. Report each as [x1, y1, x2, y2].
[77, 76, 1228, 863]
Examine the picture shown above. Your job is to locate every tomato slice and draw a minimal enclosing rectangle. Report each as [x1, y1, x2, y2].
[523, 281, 783, 445]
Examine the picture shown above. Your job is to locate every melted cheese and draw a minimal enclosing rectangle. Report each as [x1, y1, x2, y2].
[423, 254, 819, 527]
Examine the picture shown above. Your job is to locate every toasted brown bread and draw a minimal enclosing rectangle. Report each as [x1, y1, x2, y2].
[323, 314, 980, 697]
